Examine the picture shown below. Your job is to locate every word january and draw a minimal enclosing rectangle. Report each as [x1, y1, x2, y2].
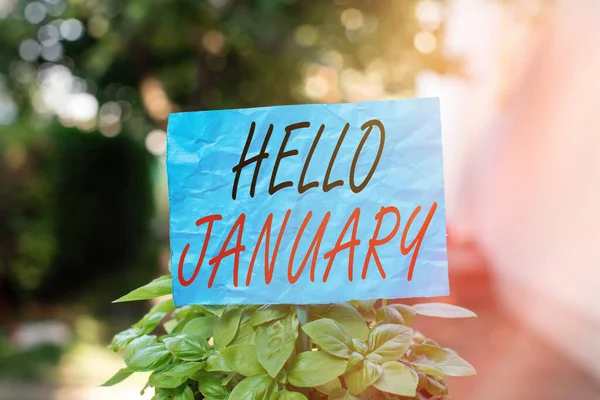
[176, 119, 438, 289]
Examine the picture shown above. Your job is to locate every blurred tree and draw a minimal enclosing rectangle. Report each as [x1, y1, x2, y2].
[0, 0, 451, 318]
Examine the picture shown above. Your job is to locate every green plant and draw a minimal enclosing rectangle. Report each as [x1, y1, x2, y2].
[104, 275, 476, 399]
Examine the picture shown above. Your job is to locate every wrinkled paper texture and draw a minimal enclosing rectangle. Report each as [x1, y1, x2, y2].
[167, 98, 448, 305]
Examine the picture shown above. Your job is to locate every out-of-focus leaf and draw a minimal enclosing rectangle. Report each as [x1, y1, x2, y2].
[409, 344, 476, 376]
[412, 303, 477, 319]
[101, 368, 134, 386]
[271, 389, 307, 400]
[315, 377, 341, 395]
[329, 388, 360, 400]
[114, 276, 172, 303]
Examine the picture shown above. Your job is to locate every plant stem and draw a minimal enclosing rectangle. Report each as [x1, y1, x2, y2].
[382, 298, 387, 307]
[294, 304, 310, 353]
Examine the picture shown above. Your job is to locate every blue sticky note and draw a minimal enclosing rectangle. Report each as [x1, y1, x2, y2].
[167, 98, 448, 305]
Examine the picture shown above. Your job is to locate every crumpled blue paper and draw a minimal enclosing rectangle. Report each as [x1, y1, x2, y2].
[167, 98, 449, 305]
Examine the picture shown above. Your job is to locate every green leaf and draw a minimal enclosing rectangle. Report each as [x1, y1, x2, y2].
[302, 318, 352, 359]
[388, 304, 416, 326]
[164, 319, 179, 334]
[310, 303, 369, 341]
[424, 375, 449, 396]
[149, 362, 205, 388]
[344, 360, 382, 395]
[409, 344, 476, 376]
[251, 305, 289, 326]
[114, 275, 172, 303]
[124, 335, 172, 372]
[199, 375, 228, 399]
[221, 344, 265, 376]
[375, 306, 405, 325]
[229, 374, 274, 400]
[412, 303, 477, 318]
[111, 327, 143, 352]
[271, 389, 307, 400]
[353, 300, 377, 311]
[134, 298, 175, 334]
[367, 324, 412, 362]
[205, 351, 232, 372]
[214, 308, 243, 349]
[182, 316, 218, 339]
[101, 368, 134, 386]
[173, 385, 195, 400]
[315, 377, 341, 395]
[230, 312, 256, 346]
[256, 313, 298, 377]
[351, 339, 368, 355]
[346, 352, 363, 371]
[372, 361, 418, 396]
[199, 305, 227, 317]
[328, 388, 360, 400]
[287, 351, 347, 388]
[163, 334, 210, 361]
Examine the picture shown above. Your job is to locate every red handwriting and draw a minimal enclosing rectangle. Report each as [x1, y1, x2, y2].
[176, 202, 437, 288]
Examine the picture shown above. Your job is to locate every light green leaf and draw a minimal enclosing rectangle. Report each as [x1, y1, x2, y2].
[388, 304, 416, 326]
[182, 316, 217, 339]
[372, 361, 418, 396]
[214, 308, 243, 349]
[124, 335, 172, 372]
[287, 351, 347, 388]
[351, 339, 368, 355]
[315, 377, 341, 395]
[256, 313, 298, 377]
[229, 374, 274, 400]
[230, 312, 256, 346]
[302, 318, 352, 359]
[344, 361, 382, 395]
[375, 306, 405, 325]
[409, 344, 476, 376]
[353, 300, 377, 311]
[367, 324, 412, 362]
[114, 275, 172, 303]
[101, 368, 133, 386]
[271, 389, 307, 400]
[149, 362, 204, 388]
[163, 334, 209, 361]
[199, 305, 226, 317]
[346, 351, 364, 372]
[328, 388, 360, 400]
[199, 375, 228, 399]
[251, 305, 289, 326]
[173, 385, 194, 400]
[412, 303, 477, 318]
[221, 344, 265, 376]
[205, 351, 232, 372]
[163, 319, 178, 334]
[310, 303, 369, 341]
[111, 327, 143, 352]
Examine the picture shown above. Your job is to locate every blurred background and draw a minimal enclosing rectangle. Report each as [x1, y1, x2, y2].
[1, 0, 599, 399]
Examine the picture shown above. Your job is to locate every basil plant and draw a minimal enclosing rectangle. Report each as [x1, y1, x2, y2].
[104, 275, 476, 399]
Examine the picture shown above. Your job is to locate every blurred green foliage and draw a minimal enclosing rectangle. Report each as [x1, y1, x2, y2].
[0, 0, 449, 317]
